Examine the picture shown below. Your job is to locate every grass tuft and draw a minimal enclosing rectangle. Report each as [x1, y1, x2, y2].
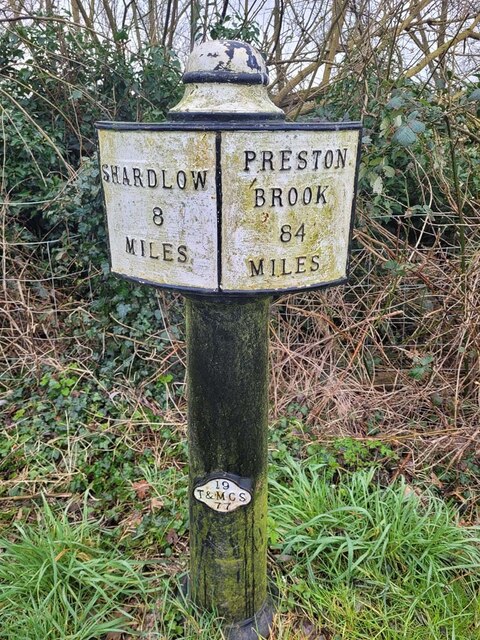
[270, 458, 480, 639]
[0, 497, 147, 639]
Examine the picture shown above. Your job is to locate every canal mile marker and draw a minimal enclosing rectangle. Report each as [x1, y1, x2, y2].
[97, 39, 361, 639]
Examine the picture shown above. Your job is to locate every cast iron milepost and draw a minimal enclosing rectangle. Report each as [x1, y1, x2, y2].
[97, 39, 361, 639]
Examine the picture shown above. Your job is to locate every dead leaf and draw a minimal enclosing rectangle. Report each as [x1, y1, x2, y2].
[430, 472, 443, 488]
[150, 497, 164, 511]
[119, 511, 144, 540]
[166, 529, 178, 545]
[132, 480, 151, 500]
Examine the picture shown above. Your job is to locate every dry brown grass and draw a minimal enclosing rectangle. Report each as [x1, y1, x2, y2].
[270, 205, 480, 517]
[2, 205, 479, 472]
[0, 218, 65, 372]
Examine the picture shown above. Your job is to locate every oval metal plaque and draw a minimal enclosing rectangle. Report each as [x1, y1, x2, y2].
[193, 477, 252, 512]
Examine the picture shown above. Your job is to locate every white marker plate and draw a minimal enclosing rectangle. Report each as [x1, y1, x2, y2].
[98, 129, 218, 290]
[97, 123, 361, 294]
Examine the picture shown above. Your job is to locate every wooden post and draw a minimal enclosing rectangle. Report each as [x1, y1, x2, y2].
[186, 296, 272, 637]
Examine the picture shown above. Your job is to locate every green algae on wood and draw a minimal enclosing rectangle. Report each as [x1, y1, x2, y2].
[186, 295, 271, 624]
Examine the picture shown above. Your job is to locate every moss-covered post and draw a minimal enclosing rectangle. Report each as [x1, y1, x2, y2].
[97, 37, 360, 640]
[186, 297, 272, 637]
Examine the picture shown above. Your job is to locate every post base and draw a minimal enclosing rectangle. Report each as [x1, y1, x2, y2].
[225, 598, 274, 640]
[179, 576, 274, 639]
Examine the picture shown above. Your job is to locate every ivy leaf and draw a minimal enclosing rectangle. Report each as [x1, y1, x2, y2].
[394, 125, 417, 146]
[383, 260, 408, 276]
[383, 165, 395, 178]
[380, 117, 390, 134]
[408, 119, 425, 134]
[372, 175, 383, 195]
[13, 408, 26, 421]
[386, 96, 405, 110]
[409, 355, 434, 381]
[116, 303, 131, 319]
[467, 88, 480, 101]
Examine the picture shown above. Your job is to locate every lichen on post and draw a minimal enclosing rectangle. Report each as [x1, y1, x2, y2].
[174, 40, 280, 638]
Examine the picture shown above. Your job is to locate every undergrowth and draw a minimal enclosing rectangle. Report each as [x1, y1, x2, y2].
[0, 462, 478, 639]
[1, 10, 480, 640]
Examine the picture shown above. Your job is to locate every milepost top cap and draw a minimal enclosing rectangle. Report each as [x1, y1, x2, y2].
[169, 39, 284, 120]
[183, 39, 269, 85]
